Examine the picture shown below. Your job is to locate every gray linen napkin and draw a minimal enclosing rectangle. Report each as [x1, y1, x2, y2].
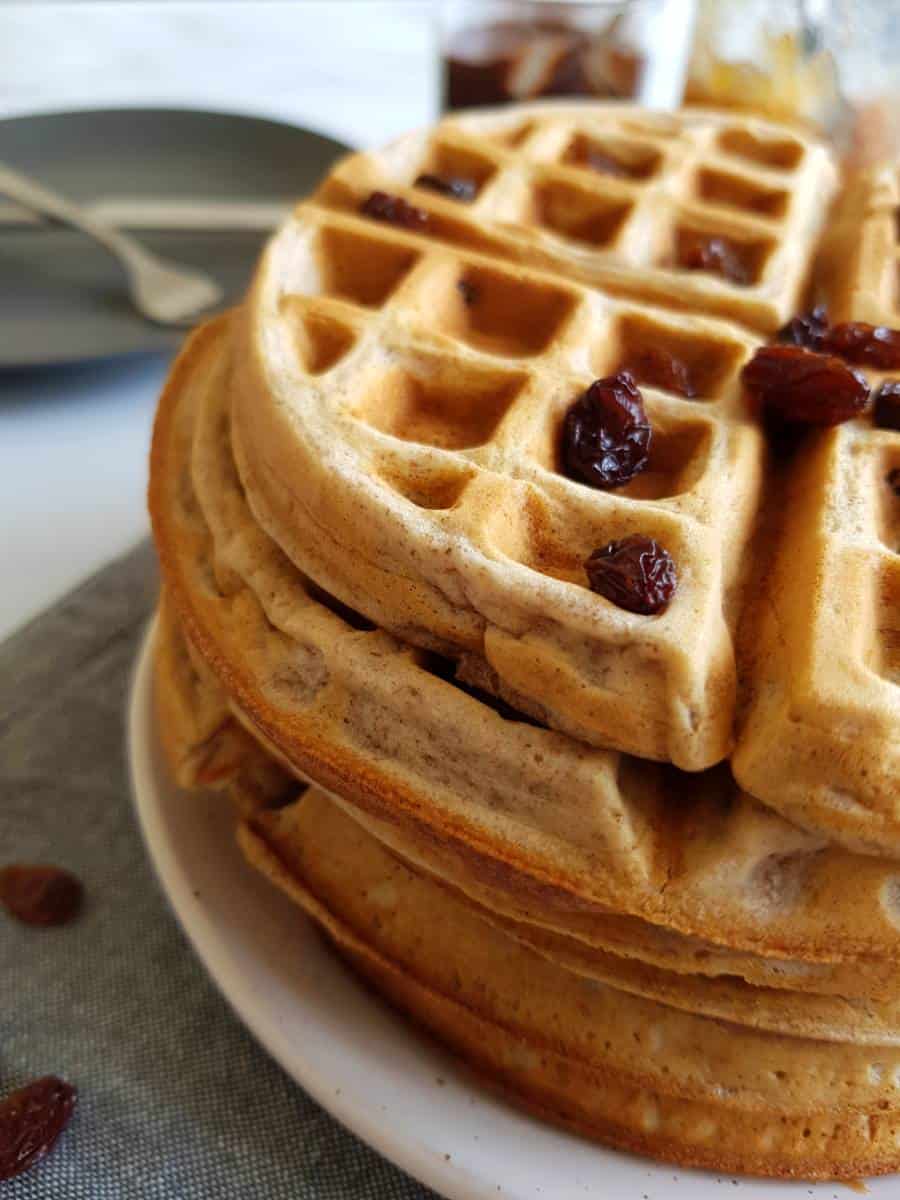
[0, 541, 434, 1199]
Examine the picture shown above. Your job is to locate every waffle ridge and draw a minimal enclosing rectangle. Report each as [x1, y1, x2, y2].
[316, 104, 835, 332]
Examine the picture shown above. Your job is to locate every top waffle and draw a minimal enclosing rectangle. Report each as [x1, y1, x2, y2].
[226, 102, 898, 847]
[230, 104, 836, 772]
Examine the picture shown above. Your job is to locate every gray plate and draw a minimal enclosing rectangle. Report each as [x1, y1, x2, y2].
[0, 108, 348, 368]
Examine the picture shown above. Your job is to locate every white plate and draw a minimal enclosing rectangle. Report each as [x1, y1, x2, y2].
[128, 622, 888, 1200]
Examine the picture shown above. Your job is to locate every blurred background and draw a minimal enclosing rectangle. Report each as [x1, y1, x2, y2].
[1, 0, 897, 639]
[1, 2, 434, 148]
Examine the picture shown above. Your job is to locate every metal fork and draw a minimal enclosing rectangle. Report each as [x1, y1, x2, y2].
[0, 161, 224, 326]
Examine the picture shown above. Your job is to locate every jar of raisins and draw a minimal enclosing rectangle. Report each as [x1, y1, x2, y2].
[440, 0, 695, 113]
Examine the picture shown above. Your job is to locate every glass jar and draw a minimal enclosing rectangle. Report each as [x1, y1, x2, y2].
[826, 0, 900, 166]
[439, 0, 695, 113]
[684, 0, 841, 134]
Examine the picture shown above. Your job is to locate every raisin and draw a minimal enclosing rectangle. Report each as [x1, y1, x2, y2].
[888, 468, 900, 497]
[741, 345, 869, 427]
[360, 191, 430, 232]
[874, 380, 900, 430]
[778, 305, 829, 351]
[560, 372, 651, 489]
[456, 278, 479, 306]
[623, 347, 697, 398]
[414, 173, 477, 203]
[0, 865, 82, 926]
[585, 536, 677, 615]
[0, 1077, 77, 1181]
[677, 230, 751, 285]
[822, 321, 900, 369]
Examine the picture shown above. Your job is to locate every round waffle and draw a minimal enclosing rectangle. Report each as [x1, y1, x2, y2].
[228, 104, 898, 849]
[230, 104, 839, 773]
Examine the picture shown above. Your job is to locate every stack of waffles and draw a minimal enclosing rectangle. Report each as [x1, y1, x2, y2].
[148, 103, 900, 1180]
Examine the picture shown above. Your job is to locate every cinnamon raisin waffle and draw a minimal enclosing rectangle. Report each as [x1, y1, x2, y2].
[152, 589, 900, 1024]
[733, 166, 900, 852]
[316, 104, 835, 332]
[228, 107, 836, 771]
[154, 600, 900, 1039]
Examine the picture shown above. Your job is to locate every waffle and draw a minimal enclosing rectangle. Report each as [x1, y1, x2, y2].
[228, 107, 836, 771]
[733, 168, 900, 853]
[149, 316, 900, 987]
[240, 789, 900, 1180]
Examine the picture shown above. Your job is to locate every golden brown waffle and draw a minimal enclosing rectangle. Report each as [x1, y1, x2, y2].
[335, 789, 900, 1003]
[239, 789, 900, 1180]
[733, 168, 900, 853]
[229, 105, 836, 771]
[149, 317, 900, 987]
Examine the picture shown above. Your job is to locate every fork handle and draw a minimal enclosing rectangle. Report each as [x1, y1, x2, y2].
[0, 161, 152, 277]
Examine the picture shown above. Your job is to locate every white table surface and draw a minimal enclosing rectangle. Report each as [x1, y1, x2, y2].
[0, 1, 435, 640]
